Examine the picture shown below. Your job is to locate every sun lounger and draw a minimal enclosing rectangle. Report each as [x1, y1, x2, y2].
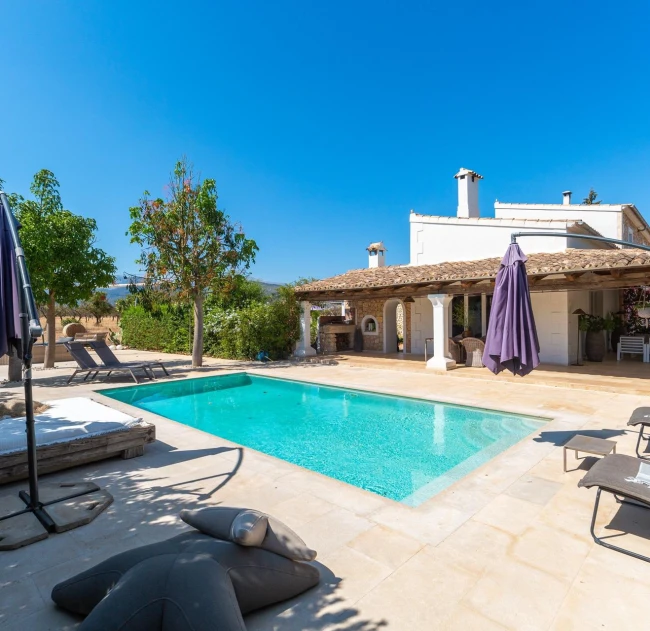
[64, 341, 154, 384]
[628, 407, 650, 460]
[88, 339, 169, 377]
[578, 453, 650, 562]
[0, 398, 155, 484]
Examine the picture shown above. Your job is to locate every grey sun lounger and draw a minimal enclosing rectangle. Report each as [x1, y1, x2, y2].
[628, 407, 650, 460]
[578, 453, 650, 562]
[88, 339, 169, 377]
[64, 341, 155, 384]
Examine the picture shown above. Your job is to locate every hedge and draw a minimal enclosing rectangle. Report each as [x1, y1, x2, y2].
[120, 304, 192, 354]
[119, 290, 300, 360]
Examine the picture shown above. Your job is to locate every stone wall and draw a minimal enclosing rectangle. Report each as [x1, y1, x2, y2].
[622, 214, 650, 247]
[347, 298, 413, 353]
[319, 324, 355, 354]
[352, 299, 384, 351]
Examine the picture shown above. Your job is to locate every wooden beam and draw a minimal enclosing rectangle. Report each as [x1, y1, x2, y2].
[564, 272, 585, 282]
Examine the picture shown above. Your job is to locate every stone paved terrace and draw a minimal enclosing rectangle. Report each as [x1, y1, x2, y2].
[1, 349, 650, 630]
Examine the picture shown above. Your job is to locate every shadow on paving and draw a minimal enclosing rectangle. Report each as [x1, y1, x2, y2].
[246, 562, 388, 631]
[2, 436, 387, 630]
[533, 428, 629, 447]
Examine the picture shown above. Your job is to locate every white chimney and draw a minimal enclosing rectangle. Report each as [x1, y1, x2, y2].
[367, 242, 387, 268]
[454, 168, 483, 218]
[563, 190, 572, 205]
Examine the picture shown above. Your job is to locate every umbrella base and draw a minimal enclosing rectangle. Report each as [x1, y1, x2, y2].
[0, 481, 113, 550]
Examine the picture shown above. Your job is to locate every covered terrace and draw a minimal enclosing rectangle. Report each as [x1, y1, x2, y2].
[294, 248, 650, 371]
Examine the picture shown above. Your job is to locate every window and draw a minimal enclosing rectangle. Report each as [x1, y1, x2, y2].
[361, 315, 378, 335]
[628, 227, 635, 244]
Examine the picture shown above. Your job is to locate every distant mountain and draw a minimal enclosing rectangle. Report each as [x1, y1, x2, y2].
[100, 280, 282, 304]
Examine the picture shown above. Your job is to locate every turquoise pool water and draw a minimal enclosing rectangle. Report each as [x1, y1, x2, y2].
[102, 374, 544, 506]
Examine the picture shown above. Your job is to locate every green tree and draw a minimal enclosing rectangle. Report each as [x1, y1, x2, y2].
[83, 291, 115, 325]
[13, 170, 117, 367]
[205, 275, 267, 311]
[128, 158, 258, 367]
[583, 188, 601, 205]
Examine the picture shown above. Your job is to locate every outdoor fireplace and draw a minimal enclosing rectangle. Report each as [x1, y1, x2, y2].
[319, 323, 356, 354]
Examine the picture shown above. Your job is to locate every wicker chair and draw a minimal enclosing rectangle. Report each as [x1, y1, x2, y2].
[460, 337, 485, 367]
[448, 337, 463, 363]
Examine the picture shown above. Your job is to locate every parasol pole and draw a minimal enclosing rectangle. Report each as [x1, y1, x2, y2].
[511, 231, 650, 253]
[0, 192, 54, 530]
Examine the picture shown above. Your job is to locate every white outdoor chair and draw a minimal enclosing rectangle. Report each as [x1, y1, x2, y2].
[617, 336, 648, 362]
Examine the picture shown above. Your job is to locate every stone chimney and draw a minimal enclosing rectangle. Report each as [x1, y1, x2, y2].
[563, 191, 572, 205]
[367, 242, 387, 268]
[455, 168, 483, 218]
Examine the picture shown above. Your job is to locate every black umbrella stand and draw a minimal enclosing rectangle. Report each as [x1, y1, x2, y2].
[0, 192, 112, 549]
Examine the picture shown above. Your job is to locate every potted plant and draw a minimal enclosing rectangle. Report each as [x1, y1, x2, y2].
[579, 314, 615, 362]
[609, 311, 625, 352]
[452, 301, 472, 338]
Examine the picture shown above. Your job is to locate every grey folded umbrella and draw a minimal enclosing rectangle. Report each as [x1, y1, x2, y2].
[0, 192, 49, 526]
[482, 243, 540, 377]
[0, 197, 21, 358]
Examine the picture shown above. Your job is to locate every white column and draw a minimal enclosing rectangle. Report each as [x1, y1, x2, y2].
[294, 301, 316, 357]
[481, 293, 487, 337]
[426, 294, 456, 371]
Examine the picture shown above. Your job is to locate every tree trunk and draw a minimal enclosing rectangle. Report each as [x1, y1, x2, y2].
[192, 292, 204, 368]
[44, 292, 56, 369]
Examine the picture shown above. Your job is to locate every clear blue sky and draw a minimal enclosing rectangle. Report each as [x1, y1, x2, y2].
[2, 1, 649, 283]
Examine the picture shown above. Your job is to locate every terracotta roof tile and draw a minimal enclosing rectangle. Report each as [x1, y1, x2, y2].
[296, 249, 650, 295]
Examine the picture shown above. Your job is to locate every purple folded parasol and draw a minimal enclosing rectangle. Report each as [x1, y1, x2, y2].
[483, 243, 540, 377]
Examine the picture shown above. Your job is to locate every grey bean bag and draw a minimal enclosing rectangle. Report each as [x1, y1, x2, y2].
[75, 551, 247, 631]
[52, 509, 320, 630]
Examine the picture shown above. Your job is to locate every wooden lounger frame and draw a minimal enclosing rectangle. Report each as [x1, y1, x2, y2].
[0, 422, 155, 485]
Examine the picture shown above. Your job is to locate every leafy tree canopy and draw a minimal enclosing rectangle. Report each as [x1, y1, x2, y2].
[128, 158, 258, 366]
[13, 170, 117, 306]
[5, 169, 116, 366]
[83, 291, 115, 325]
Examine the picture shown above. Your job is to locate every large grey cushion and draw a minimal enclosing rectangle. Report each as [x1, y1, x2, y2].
[180, 506, 317, 562]
[52, 532, 320, 621]
[77, 552, 246, 631]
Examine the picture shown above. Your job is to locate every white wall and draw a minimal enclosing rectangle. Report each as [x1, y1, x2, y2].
[531, 291, 570, 365]
[566, 290, 590, 365]
[410, 216, 573, 266]
[410, 296, 433, 355]
[383, 299, 400, 353]
[494, 203, 622, 241]
[602, 289, 620, 318]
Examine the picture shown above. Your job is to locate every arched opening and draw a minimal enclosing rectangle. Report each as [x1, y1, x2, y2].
[384, 299, 406, 354]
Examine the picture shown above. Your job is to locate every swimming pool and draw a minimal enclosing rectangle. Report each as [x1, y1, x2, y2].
[102, 373, 545, 506]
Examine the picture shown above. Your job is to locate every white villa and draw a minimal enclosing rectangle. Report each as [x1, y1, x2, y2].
[295, 168, 650, 369]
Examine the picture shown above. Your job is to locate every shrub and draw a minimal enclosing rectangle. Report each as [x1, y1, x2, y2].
[120, 303, 192, 354]
[204, 288, 300, 360]
[119, 284, 301, 360]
